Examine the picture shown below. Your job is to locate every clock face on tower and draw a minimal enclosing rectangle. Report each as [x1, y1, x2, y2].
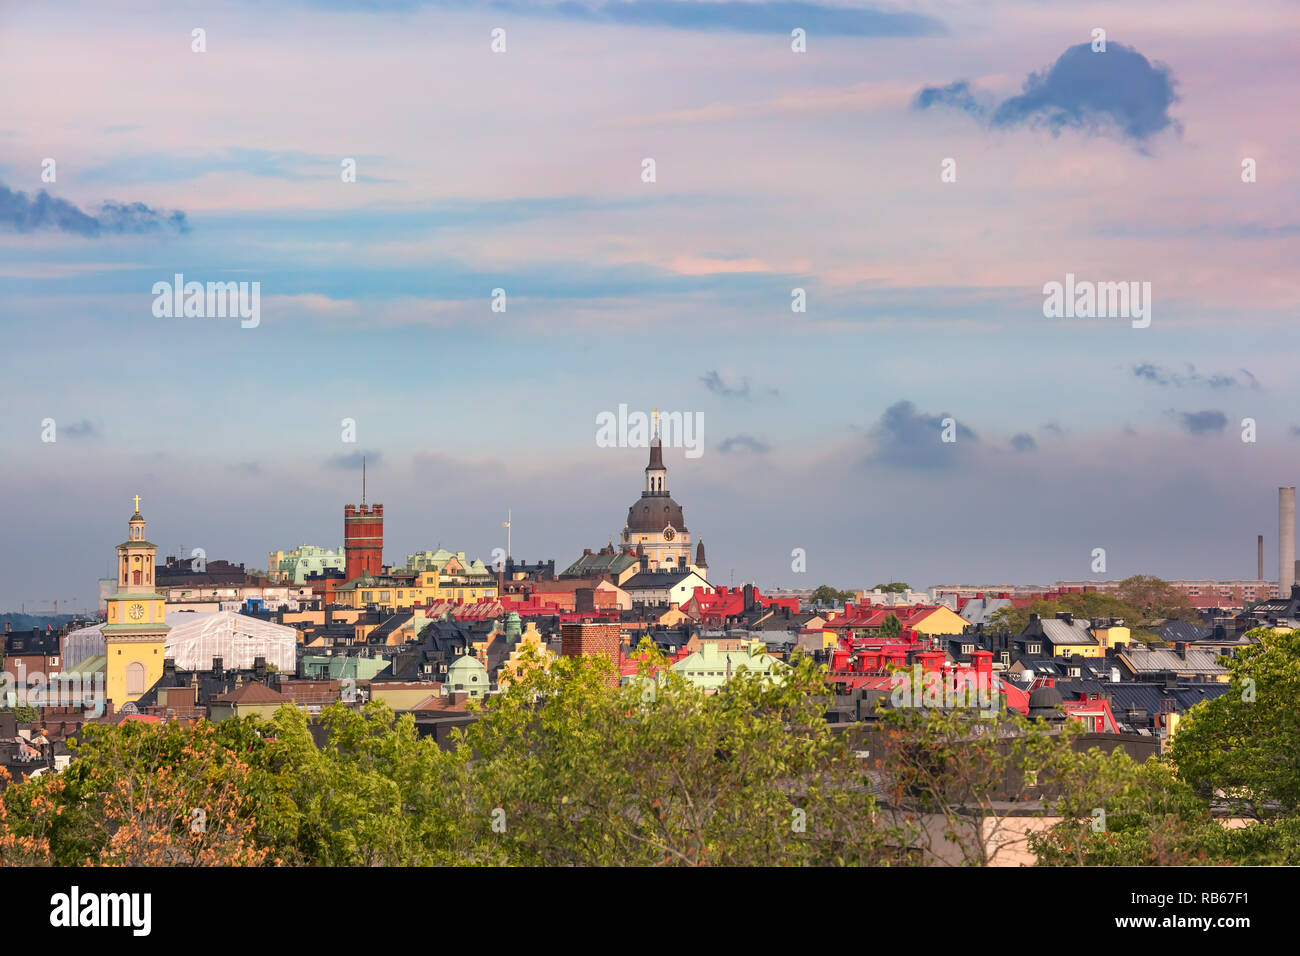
[663, 527, 675, 541]
[128, 603, 145, 621]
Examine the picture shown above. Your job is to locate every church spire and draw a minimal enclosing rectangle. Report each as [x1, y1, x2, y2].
[645, 410, 666, 495]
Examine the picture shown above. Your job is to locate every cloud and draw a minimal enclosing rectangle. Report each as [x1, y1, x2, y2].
[992, 42, 1178, 144]
[62, 420, 98, 439]
[1042, 422, 1065, 437]
[1010, 433, 1037, 452]
[82, 148, 389, 186]
[701, 369, 750, 399]
[912, 80, 985, 116]
[1175, 410, 1228, 436]
[866, 400, 977, 470]
[1133, 363, 1260, 390]
[0, 184, 189, 237]
[1289, 426, 1300, 439]
[313, 1, 945, 36]
[325, 450, 383, 470]
[718, 434, 770, 454]
[916, 42, 1179, 148]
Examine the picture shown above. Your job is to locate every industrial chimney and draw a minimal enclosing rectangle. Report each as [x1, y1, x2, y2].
[1280, 487, 1296, 595]
[1258, 534, 1264, 580]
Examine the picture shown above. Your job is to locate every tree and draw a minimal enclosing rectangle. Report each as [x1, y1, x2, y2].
[809, 585, 853, 606]
[871, 582, 911, 594]
[1, 720, 270, 866]
[1027, 747, 1225, 865]
[1115, 575, 1195, 624]
[987, 590, 1156, 638]
[872, 705, 1082, 865]
[460, 642, 893, 865]
[880, 613, 901, 640]
[1170, 628, 1300, 823]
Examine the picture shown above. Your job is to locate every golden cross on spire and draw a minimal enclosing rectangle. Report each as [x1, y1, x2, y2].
[132, 494, 142, 513]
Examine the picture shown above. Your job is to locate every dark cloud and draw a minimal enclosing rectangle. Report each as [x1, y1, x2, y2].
[1176, 410, 1228, 436]
[912, 80, 985, 116]
[1133, 363, 1259, 390]
[62, 420, 97, 439]
[325, 450, 383, 470]
[0, 183, 189, 236]
[701, 369, 750, 399]
[1042, 422, 1065, 437]
[1010, 433, 1037, 452]
[866, 400, 977, 470]
[916, 42, 1179, 148]
[718, 434, 770, 454]
[992, 42, 1178, 144]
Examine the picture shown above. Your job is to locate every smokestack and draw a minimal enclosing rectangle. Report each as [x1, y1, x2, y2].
[1259, 534, 1265, 580]
[1281, 487, 1295, 595]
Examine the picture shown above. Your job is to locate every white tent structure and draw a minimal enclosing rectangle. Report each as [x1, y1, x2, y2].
[61, 611, 297, 674]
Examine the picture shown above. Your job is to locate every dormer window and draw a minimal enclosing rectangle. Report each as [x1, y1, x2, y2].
[1028, 643, 1041, 655]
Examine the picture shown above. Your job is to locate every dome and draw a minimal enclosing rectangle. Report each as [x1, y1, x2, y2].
[1028, 684, 1064, 719]
[626, 496, 687, 534]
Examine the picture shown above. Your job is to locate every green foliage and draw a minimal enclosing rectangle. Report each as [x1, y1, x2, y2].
[809, 585, 854, 606]
[880, 613, 901, 640]
[462, 641, 889, 865]
[1170, 628, 1300, 822]
[871, 583, 911, 593]
[1028, 748, 1225, 865]
[985, 578, 1187, 636]
[873, 705, 1082, 865]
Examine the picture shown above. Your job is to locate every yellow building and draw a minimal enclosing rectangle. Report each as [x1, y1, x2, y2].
[498, 621, 554, 688]
[1091, 621, 1132, 650]
[908, 606, 970, 638]
[335, 549, 498, 610]
[102, 497, 169, 709]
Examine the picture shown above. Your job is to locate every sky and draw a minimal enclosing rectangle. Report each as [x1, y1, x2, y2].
[2, 0, 1299, 611]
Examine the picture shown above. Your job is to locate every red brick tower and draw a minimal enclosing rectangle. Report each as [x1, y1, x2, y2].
[344, 503, 384, 581]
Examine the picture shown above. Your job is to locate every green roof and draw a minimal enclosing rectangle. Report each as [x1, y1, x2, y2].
[54, 655, 107, 678]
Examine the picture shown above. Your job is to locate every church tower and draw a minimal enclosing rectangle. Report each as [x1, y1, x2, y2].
[621, 411, 697, 573]
[103, 496, 169, 708]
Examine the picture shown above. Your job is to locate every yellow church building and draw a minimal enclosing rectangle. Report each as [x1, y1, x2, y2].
[101, 497, 170, 709]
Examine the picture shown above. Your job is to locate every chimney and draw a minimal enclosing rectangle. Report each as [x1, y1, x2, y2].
[743, 583, 755, 610]
[1281, 487, 1295, 595]
[1259, 534, 1265, 580]
[1174, 642, 1187, 659]
[212, 656, 224, 680]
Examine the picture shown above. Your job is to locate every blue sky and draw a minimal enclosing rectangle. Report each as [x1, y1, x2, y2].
[2, 0, 1299, 610]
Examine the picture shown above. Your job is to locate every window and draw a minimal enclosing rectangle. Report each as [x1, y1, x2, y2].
[125, 661, 146, 695]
